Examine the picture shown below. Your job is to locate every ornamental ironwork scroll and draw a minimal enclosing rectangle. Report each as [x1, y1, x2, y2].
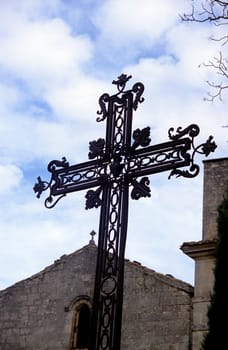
[34, 74, 217, 350]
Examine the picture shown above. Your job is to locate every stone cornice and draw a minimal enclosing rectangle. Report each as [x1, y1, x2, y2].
[180, 239, 216, 260]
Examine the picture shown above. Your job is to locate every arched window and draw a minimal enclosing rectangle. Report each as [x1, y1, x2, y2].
[70, 299, 91, 350]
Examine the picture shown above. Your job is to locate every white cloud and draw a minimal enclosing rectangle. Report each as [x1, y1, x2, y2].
[93, 0, 186, 48]
[0, 16, 93, 87]
[0, 0, 227, 290]
[126, 173, 203, 280]
[0, 0, 62, 17]
[45, 77, 109, 121]
[0, 165, 23, 194]
[0, 84, 22, 113]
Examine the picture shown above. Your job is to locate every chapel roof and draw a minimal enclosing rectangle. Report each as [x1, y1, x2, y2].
[0, 241, 193, 295]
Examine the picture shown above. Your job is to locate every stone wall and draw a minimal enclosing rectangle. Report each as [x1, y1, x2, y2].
[0, 245, 96, 350]
[122, 261, 193, 350]
[202, 158, 228, 240]
[0, 244, 193, 350]
[181, 157, 228, 349]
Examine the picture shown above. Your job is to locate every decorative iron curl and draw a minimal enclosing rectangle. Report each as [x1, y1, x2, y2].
[97, 75, 145, 121]
[168, 132, 217, 179]
[85, 186, 103, 209]
[97, 93, 110, 122]
[195, 135, 217, 156]
[131, 126, 151, 150]
[44, 194, 66, 209]
[33, 176, 50, 199]
[168, 124, 200, 140]
[33, 176, 67, 208]
[47, 157, 69, 172]
[189, 135, 217, 170]
[168, 164, 200, 179]
[131, 177, 151, 200]
[88, 138, 105, 159]
[132, 82, 145, 110]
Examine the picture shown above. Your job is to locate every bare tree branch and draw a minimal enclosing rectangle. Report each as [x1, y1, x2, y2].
[181, 0, 228, 102]
[181, 1, 228, 24]
[210, 35, 228, 45]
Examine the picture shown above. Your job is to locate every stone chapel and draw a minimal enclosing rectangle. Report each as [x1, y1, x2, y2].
[0, 157, 227, 350]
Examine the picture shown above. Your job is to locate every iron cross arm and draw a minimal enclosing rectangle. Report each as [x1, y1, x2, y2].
[33, 125, 216, 209]
[33, 157, 110, 209]
[33, 74, 217, 350]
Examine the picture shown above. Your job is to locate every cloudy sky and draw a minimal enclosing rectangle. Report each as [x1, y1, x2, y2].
[0, 0, 227, 290]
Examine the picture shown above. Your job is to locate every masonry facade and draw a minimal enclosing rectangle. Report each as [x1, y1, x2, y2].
[0, 243, 193, 350]
[181, 157, 228, 349]
[0, 157, 227, 350]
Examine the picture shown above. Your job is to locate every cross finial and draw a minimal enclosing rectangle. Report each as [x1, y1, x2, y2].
[89, 230, 96, 245]
[112, 74, 132, 93]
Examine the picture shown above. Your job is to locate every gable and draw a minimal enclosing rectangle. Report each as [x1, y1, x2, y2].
[0, 243, 193, 349]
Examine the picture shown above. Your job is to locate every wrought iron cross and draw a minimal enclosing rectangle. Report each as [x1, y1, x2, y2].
[34, 74, 216, 350]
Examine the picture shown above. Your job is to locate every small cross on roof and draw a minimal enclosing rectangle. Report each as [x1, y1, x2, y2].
[89, 230, 96, 245]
